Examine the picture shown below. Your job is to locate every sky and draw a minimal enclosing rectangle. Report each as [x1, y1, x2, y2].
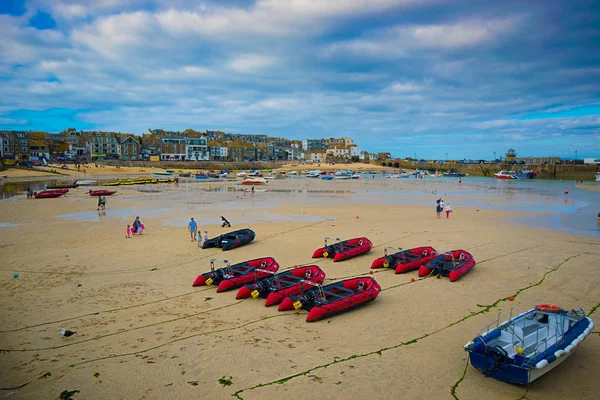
[0, 0, 599, 160]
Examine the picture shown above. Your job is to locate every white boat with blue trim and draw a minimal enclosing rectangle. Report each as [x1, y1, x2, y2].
[464, 304, 594, 385]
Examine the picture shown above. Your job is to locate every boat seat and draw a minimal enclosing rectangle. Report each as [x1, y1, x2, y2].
[522, 323, 544, 337]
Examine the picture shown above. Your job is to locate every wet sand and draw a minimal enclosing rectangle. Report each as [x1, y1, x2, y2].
[0, 177, 599, 399]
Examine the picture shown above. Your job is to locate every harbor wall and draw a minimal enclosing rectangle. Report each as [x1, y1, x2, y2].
[392, 162, 599, 180]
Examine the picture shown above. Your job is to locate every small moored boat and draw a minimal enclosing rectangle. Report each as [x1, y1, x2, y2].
[371, 246, 437, 273]
[236, 265, 326, 306]
[241, 177, 267, 185]
[312, 237, 372, 262]
[495, 170, 518, 179]
[192, 257, 280, 292]
[418, 250, 475, 281]
[34, 190, 66, 199]
[464, 305, 594, 385]
[74, 179, 97, 186]
[278, 277, 381, 322]
[202, 228, 255, 251]
[88, 190, 117, 196]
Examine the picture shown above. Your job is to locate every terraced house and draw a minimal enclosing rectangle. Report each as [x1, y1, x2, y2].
[91, 131, 120, 159]
[118, 135, 141, 160]
[186, 134, 209, 161]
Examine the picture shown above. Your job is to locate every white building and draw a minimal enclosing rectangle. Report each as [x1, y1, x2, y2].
[186, 137, 209, 161]
[349, 145, 360, 157]
[306, 150, 327, 163]
[326, 146, 350, 158]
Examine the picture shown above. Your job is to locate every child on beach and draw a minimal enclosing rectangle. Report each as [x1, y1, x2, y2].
[204, 230, 209, 241]
[445, 204, 452, 219]
[197, 230, 203, 247]
[126, 225, 131, 238]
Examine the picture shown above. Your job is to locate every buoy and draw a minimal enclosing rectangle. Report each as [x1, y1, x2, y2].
[509, 295, 515, 301]
[13, 273, 19, 278]
[411, 277, 415, 282]
[369, 270, 373, 274]
[516, 347, 524, 355]
[356, 216, 359, 219]
[293, 265, 298, 268]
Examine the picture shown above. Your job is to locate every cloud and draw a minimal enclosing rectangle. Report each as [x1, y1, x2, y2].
[388, 82, 422, 93]
[226, 55, 278, 73]
[0, 1, 599, 158]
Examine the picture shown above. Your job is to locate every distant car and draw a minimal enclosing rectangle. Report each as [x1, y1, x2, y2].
[61, 164, 69, 169]
[31, 161, 40, 166]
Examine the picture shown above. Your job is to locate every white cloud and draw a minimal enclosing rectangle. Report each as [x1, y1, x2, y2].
[226, 55, 278, 73]
[388, 82, 421, 93]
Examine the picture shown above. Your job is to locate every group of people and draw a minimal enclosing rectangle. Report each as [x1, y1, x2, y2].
[126, 216, 145, 238]
[97, 195, 107, 210]
[436, 198, 452, 219]
[187, 215, 232, 242]
[188, 217, 209, 243]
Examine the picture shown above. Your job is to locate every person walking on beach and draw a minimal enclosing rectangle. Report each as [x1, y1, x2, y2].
[188, 218, 198, 241]
[251, 184, 255, 196]
[101, 196, 107, 210]
[197, 230, 203, 247]
[204, 230, 209, 242]
[445, 203, 452, 219]
[97, 195, 103, 210]
[126, 224, 132, 239]
[564, 188, 569, 196]
[436, 201, 442, 219]
[133, 216, 144, 234]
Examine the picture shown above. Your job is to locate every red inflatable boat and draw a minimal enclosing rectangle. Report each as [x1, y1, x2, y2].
[312, 237, 372, 262]
[192, 257, 279, 292]
[418, 250, 475, 281]
[371, 246, 437, 273]
[236, 265, 326, 306]
[279, 276, 381, 322]
[34, 190, 66, 199]
[88, 190, 117, 196]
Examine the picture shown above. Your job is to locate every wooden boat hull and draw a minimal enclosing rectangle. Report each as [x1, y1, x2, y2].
[192, 257, 279, 292]
[418, 249, 475, 281]
[236, 265, 326, 306]
[312, 237, 372, 262]
[371, 246, 437, 273]
[279, 277, 380, 322]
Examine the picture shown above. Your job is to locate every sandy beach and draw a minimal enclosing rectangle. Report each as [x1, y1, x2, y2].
[0, 176, 598, 399]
